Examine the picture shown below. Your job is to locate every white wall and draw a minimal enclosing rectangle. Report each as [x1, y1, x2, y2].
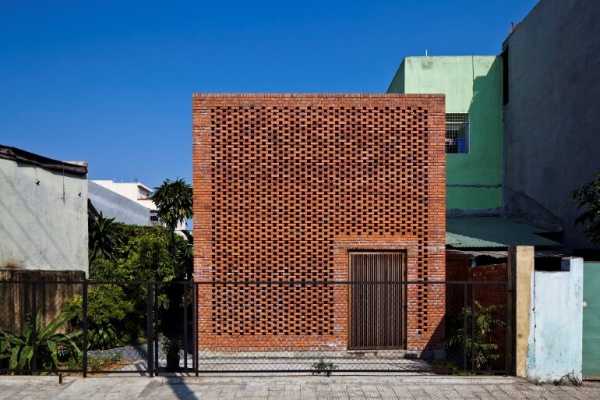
[527, 258, 583, 383]
[0, 158, 88, 273]
[89, 181, 152, 226]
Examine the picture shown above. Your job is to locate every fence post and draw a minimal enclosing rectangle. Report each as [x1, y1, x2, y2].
[31, 281, 37, 375]
[154, 285, 159, 376]
[147, 282, 155, 377]
[82, 280, 88, 377]
[183, 282, 188, 371]
[506, 256, 515, 375]
[463, 282, 468, 371]
[193, 282, 198, 376]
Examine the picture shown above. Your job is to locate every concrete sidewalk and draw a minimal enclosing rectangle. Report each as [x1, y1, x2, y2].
[1, 375, 599, 399]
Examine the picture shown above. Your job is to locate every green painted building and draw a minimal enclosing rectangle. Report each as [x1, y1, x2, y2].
[388, 56, 503, 212]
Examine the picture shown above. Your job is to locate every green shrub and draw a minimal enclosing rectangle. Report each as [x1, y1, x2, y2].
[449, 301, 505, 371]
[74, 224, 191, 351]
[65, 285, 135, 350]
[0, 312, 81, 372]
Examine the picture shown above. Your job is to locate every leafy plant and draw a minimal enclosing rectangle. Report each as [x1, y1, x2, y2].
[449, 301, 505, 371]
[0, 312, 81, 372]
[88, 204, 122, 263]
[64, 285, 135, 350]
[573, 174, 600, 244]
[151, 178, 192, 234]
[311, 358, 337, 376]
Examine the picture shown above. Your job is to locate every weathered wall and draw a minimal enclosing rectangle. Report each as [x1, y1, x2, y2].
[503, 0, 600, 249]
[513, 246, 534, 378]
[0, 158, 88, 273]
[89, 181, 152, 226]
[527, 258, 583, 383]
[388, 56, 503, 211]
[0, 269, 85, 334]
[193, 94, 446, 351]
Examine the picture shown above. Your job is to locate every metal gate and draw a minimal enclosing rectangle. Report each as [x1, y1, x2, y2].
[584, 262, 600, 378]
[349, 251, 406, 350]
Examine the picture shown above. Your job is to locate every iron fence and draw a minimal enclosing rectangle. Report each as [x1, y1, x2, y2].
[0, 279, 513, 376]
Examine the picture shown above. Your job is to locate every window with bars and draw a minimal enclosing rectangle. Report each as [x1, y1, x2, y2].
[446, 113, 470, 153]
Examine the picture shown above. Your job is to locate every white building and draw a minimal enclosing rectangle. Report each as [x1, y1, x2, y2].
[0, 145, 88, 274]
[90, 180, 187, 231]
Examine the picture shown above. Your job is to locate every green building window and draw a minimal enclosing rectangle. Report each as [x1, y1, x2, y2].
[446, 113, 469, 153]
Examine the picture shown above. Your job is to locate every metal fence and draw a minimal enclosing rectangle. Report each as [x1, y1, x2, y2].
[0, 279, 513, 376]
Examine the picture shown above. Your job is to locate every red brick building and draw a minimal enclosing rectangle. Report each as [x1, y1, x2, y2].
[193, 94, 446, 352]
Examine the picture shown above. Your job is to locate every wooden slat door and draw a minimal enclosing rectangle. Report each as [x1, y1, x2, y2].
[349, 252, 405, 350]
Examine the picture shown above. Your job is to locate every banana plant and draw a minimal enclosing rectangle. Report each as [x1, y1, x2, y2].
[0, 311, 81, 372]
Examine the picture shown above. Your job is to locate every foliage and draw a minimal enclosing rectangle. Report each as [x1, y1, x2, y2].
[431, 360, 462, 375]
[311, 358, 337, 376]
[80, 219, 192, 351]
[151, 178, 193, 370]
[65, 352, 122, 372]
[90, 226, 179, 282]
[81, 179, 193, 355]
[449, 301, 505, 371]
[64, 285, 135, 350]
[573, 174, 600, 244]
[0, 312, 81, 371]
[151, 178, 193, 231]
[88, 205, 122, 263]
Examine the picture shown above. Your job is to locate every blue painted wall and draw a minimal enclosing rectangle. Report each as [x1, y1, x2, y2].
[527, 258, 583, 383]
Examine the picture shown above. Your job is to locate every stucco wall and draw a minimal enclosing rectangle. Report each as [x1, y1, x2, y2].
[527, 258, 583, 383]
[0, 158, 88, 273]
[503, 0, 600, 249]
[89, 181, 152, 226]
[388, 56, 503, 211]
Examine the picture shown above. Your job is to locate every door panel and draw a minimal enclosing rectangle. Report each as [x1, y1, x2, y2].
[349, 252, 405, 350]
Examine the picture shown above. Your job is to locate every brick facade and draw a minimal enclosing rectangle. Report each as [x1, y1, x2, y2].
[193, 94, 446, 352]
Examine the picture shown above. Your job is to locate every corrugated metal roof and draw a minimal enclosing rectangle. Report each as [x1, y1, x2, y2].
[0, 144, 87, 176]
[447, 216, 561, 248]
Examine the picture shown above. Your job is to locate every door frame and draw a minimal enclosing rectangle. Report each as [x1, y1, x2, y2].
[347, 250, 408, 350]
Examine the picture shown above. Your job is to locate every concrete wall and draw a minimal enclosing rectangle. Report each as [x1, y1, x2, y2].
[503, 0, 600, 249]
[0, 158, 88, 273]
[527, 258, 583, 383]
[89, 181, 152, 226]
[388, 56, 503, 211]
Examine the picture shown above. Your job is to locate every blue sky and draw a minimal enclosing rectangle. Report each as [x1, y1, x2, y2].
[1, 0, 537, 188]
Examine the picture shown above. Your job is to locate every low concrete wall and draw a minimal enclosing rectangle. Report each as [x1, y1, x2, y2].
[527, 258, 583, 383]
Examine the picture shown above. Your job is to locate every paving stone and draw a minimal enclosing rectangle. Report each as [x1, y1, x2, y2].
[2, 376, 600, 399]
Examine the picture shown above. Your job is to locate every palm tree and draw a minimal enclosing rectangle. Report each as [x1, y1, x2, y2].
[151, 179, 192, 232]
[88, 202, 121, 263]
[151, 179, 192, 266]
[150, 179, 192, 371]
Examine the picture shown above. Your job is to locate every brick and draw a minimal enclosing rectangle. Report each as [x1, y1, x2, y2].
[192, 94, 446, 351]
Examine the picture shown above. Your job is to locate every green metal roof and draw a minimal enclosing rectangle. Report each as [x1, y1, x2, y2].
[446, 217, 560, 248]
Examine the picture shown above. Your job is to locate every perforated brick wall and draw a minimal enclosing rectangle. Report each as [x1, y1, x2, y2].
[193, 94, 446, 351]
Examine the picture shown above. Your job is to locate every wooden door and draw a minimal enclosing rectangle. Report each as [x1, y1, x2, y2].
[349, 252, 405, 350]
